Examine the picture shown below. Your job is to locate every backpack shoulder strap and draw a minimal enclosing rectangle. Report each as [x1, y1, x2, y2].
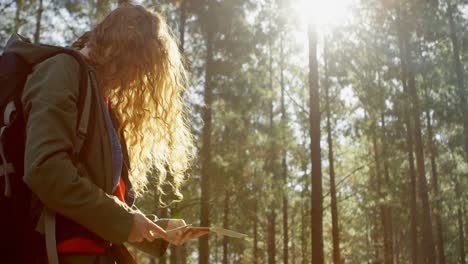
[44, 46, 93, 152]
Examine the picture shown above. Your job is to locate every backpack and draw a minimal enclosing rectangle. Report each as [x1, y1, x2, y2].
[0, 34, 93, 263]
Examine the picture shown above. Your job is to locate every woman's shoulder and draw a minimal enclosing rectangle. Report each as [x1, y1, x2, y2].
[34, 53, 81, 80]
[23, 53, 82, 104]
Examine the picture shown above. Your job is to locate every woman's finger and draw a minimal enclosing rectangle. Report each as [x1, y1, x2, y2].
[143, 227, 156, 242]
[146, 221, 168, 239]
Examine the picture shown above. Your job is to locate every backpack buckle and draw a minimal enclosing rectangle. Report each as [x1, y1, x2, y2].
[3, 101, 16, 127]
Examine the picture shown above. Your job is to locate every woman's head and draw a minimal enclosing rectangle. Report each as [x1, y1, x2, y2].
[73, 2, 193, 204]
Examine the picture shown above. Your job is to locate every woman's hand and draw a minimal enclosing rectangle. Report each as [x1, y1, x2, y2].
[128, 213, 167, 243]
[165, 219, 209, 245]
[128, 215, 209, 245]
[166, 219, 187, 231]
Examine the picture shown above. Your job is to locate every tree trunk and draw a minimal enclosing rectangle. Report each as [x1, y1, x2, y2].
[222, 190, 229, 264]
[377, 69, 394, 264]
[291, 214, 296, 264]
[281, 107, 289, 264]
[93, 0, 111, 26]
[158, 209, 169, 264]
[300, 78, 309, 264]
[33, 0, 43, 44]
[401, 5, 436, 261]
[267, 8, 276, 263]
[447, 1, 468, 164]
[88, 0, 111, 28]
[254, 197, 258, 264]
[280, 31, 289, 264]
[199, 20, 214, 264]
[308, 22, 324, 264]
[268, 210, 276, 264]
[424, 85, 446, 264]
[366, 212, 372, 264]
[170, 245, 178, 264]
[458, 207, 466, 264]
[397, 2, 435, 263]
[214, 235, 219, 263]
[182, 245, 187, 264]
[14, 0, 22, 32]
[324, 44, 341, 264]
[405, 116, 419, 264]
[394, 228, 401, 264]
[371, 119, 392, 264]
[371, 205, 380, 262]
[301, 151, 308, 264]
[179, 0, 187, 53]
[454, 176, 466, 264]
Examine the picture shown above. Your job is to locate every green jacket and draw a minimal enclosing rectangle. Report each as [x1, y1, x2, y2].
[4, 34, 168, 257]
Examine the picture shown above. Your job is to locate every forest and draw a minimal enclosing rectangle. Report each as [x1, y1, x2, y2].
[0, 0, 467, 263]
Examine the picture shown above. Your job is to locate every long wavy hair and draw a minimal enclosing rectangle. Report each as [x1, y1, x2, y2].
[72, 2, 194, 203]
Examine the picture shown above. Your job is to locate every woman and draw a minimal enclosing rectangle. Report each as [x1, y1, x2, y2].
[8, 1, 206, 263]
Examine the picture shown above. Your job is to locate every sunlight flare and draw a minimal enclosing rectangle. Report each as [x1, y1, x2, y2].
[294, 0, 354, 28]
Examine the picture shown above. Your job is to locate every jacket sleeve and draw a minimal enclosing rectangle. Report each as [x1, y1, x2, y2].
[130, 219, 169, 257]
[21, 54, 134, 244]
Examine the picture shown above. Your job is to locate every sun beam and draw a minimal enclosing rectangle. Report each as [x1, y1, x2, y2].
[294, 0, 354, 29]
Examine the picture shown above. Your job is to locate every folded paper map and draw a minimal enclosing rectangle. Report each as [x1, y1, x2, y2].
[167, 225, 247, 238]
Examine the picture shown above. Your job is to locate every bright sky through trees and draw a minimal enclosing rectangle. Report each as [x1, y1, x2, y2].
[294, 0, 355, 27]
[292, 0, 356, 56]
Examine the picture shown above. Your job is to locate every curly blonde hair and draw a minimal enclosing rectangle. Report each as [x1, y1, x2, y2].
[72, 2, 194, 203]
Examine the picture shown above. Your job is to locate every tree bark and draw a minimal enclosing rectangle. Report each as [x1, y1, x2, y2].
[179, 0, 187, 53]
[395, 3, 420, 263]
[301, 148, 308, 264]
[376, 71, 394, 264]
[280, 30, 289, 264]
[93, 0, 111, 26]
[254, 196, 258, 264]
[454, 176, 466, 264]
[170, 245, 178, 264]
[33, 0, 43, 44]
[324, 44, 341, 264]
[14, 0, 22, 32]
[267, 7, 276, 263]
[222, 190, 229, 264]
[458, 207, 466, 264]
[199, 17, 214, 264]
[267, 210, 276, 264]
[291, 214, 296, 264]
[371, 201, 380, 262]
[404, 111, 419, 264]
[401, 7, 436, 262]
[371, 118, 392, 264]
[447, 1, 468, 164]
[158, 209, 169, 264]
[407, 58, 436, 264]
[424, 85, 446, 264]
[180, 244, 187, 264]
[308, 22, 324, 264]
[365, 213, 372, 264]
